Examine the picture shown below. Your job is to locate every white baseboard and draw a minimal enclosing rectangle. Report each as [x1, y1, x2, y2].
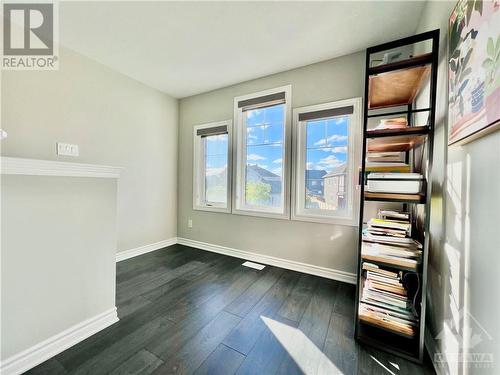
[116, 238, 178, 262]
[0, 307, 118, 375]
[177, 237, 357, 285]
[425, 327, 446, 375]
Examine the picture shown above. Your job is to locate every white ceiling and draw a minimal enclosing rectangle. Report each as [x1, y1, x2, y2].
[60, 1, 426, 98]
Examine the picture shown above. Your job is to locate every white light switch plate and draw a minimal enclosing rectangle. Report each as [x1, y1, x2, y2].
[57, 142, 79, 157]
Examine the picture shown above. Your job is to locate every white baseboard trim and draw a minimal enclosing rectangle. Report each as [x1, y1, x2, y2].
[116, 238, 178, 262]
[0, 307, 118, 375]
[425, 327, 445, 375]
[177, 237, 357, 285]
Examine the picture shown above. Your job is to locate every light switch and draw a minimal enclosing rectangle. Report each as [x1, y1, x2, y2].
[57, 142, 79, 157]
[188, 219, 193, 228]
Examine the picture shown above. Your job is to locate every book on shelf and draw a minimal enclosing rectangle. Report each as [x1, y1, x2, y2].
[366, 172, 424, 194]
[368, 218, 411, 233]
[364, 162, 410, 173]
[359, 304, 417, 337]
[359, 263, 418, 337]
[366, 152, 404, 163]
[378, 210, 410, 221]
[373, 117, 408, 130]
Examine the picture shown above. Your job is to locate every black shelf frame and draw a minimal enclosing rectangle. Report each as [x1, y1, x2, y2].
[354, 29, 440, 364]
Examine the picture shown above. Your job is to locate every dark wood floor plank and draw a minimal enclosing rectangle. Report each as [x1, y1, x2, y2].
[145, 264, 261, 360]
[69, 316, 174, 375]
[108, 349, 163, 375]
[118, 295, 153, 319]
[29, 245, 435, 375]
[116, 245, 187, 282]
[193, 344, 245, 375]
[235, 317, 298, 375]
[222, 270, 300, 355]
[25, 358, 67, 375]
[117, 260, 205, 305]
[276, 278, 339, 375]
[151, 311, 241, 375]
[332, 282, 356, 317]
[317, 312, 358, 375]
[277, 273, 318, 323]
[224, 266, 284, 318]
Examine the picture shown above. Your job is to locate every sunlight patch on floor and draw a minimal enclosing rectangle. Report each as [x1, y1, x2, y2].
[370, 355, 398, 375]
[261, 316, 343, 374]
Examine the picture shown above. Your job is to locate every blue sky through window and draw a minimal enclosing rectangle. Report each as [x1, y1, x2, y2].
[306, 117, 348, 173]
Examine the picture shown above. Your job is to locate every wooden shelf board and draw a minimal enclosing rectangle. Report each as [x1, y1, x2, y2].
[368, 64, 431, 109]
[364, 191, 426, 203]
[366, 126, 429, 138]
[356, 324, 421, 363]
[358, 315, 417, 339]
[367, 134, 427, 152]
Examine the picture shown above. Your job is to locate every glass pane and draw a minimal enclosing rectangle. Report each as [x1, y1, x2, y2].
[244, 104, 284, 208]
[306, 120, 326, 148]
[246, 108, 265, 127]
[204, 134, 228, 204]
[305, 117, 349, 212]
[265, 124, 283, 145]
[326, 117, 349, 147]
[247, 125, 264, 145]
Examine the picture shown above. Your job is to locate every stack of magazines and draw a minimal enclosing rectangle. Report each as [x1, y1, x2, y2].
[359, 262, 418, 337]
[362, 210, 422, 270]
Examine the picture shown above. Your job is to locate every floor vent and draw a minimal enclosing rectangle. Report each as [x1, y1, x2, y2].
[242, 261, 266, 270]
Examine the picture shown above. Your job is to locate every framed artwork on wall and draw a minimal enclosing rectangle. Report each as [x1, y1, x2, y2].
[448, 0, 500, 145]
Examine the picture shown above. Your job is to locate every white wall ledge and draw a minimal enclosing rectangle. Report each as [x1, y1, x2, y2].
[1, 157, 122, 178]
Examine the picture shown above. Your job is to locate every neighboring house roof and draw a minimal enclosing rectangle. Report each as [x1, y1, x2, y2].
[306, 169, 327, 180]
[323, 163, 347, 178]
[246, 164, 281, 195]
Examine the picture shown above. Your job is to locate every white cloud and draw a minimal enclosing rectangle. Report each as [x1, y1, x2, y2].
[331, 146, 347, 153]
[273, 158, 282, 164]
[271, 167, 282, 176]
[247, 109, 262, 119]
[318, 155, 343, 169]
[206, 166, 227, 176]
[247, 153, 266, 161]
[314, 135, 347, 146]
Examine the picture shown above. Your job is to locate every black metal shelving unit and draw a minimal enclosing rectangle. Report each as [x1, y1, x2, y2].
[354, 30, 440, 363]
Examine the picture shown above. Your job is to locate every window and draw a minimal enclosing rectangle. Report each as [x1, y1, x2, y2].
[233, 85, 291, 218]
[292, 98, 361, 225]
[193, 120, 231, 212]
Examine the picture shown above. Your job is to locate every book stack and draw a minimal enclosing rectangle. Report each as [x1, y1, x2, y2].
[374, 117, 408, 130]
[367, 152, 403, 163]
[359, 262, 418, 337]
[362, 210, 422, 270]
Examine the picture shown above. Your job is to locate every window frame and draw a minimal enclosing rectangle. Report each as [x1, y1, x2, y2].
[193, 120, 232, 213]
[291, 98, 362, 226]
[232, 85, 292, 219]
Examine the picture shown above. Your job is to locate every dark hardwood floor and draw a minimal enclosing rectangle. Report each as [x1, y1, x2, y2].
[26, 244, 435, 375]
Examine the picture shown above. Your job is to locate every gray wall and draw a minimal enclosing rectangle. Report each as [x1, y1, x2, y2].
[1, 47, 178, 253]
[416, 2, 500, 374]
[1, 175, 117, 360]
[178, 52, 364, 275]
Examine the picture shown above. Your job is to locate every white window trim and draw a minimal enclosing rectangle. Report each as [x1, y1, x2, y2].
[291, 97, 362, 226]
[232, 85, 292, 220]
[193, 120, 232, 213]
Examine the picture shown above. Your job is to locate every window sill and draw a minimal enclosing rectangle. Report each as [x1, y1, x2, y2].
[291, 213, 358, 226]
[231, 207, 290, 220]
[193, 205, 231, 214]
